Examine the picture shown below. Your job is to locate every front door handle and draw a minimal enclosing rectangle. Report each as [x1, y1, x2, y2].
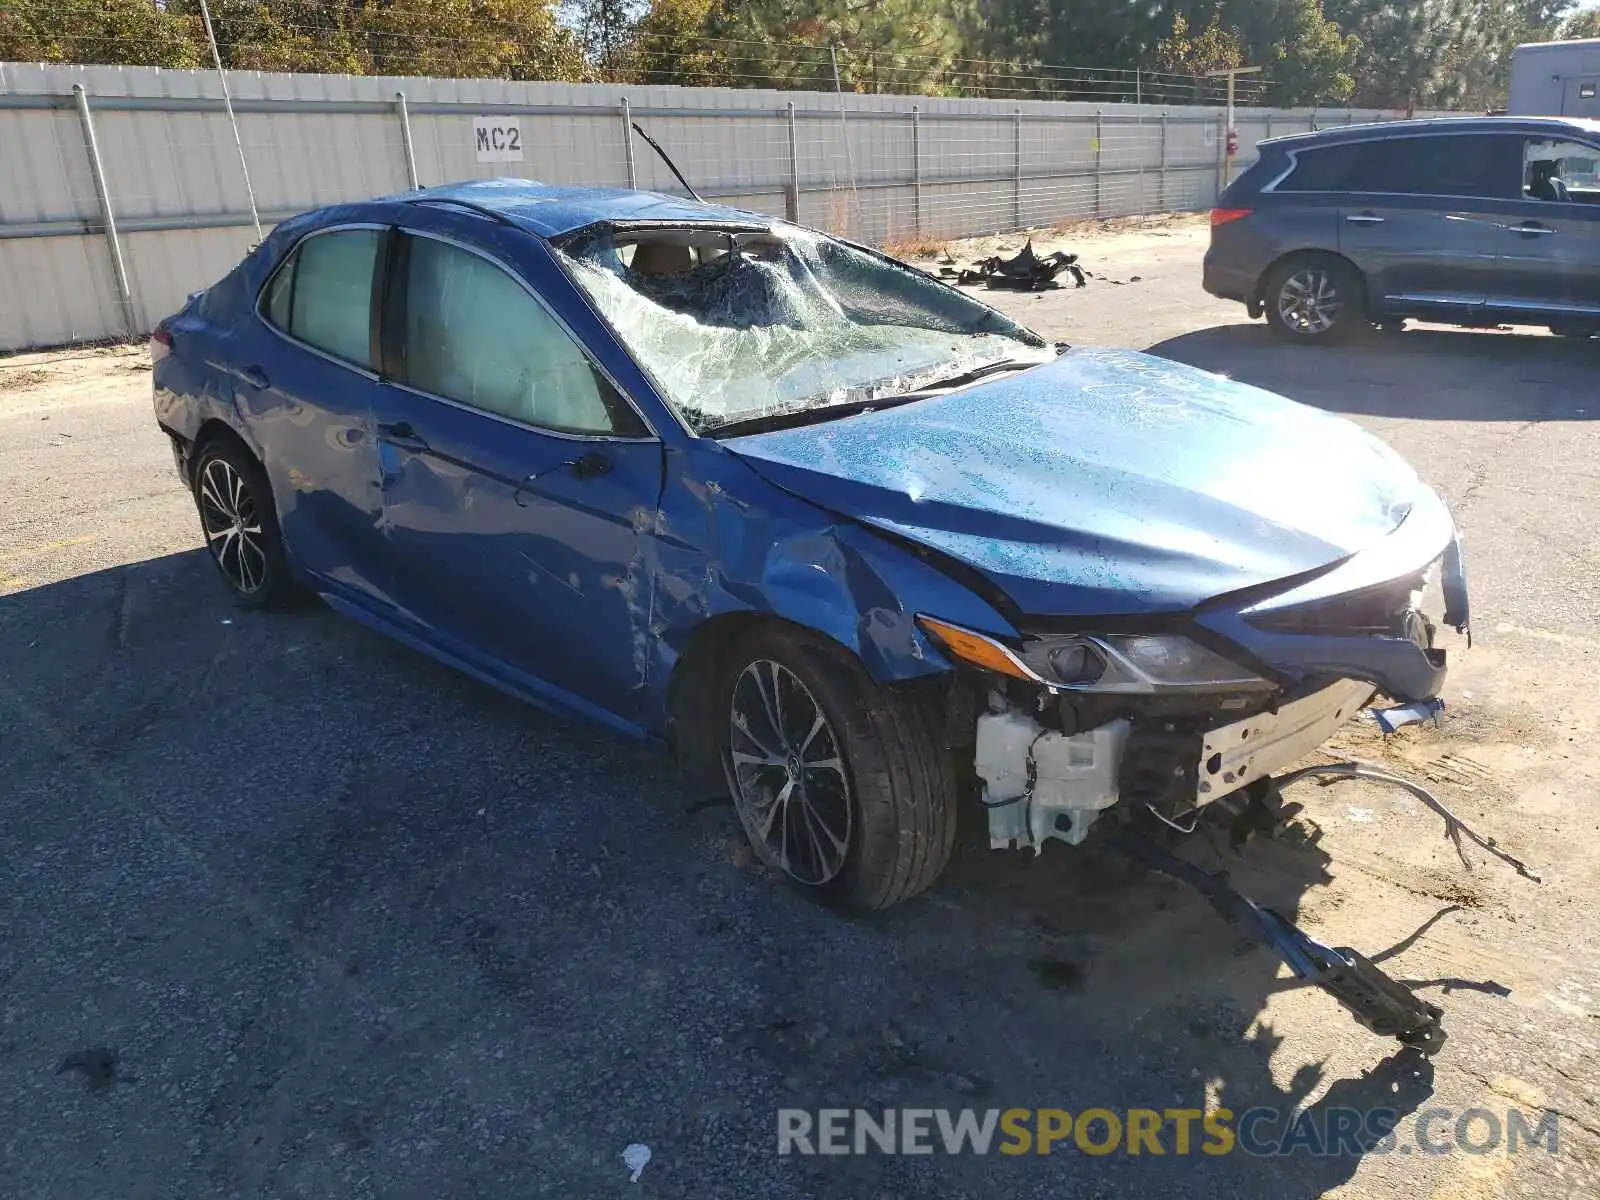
[239, 365, 270, 389]
[1508, 223, 1556, 236]
[1345, 213, 1385, 225]
[376, 421, 430, 453]
[513, 451, 613, 507]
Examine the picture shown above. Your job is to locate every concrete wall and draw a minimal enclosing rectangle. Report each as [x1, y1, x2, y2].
[0, 62, 1436, 351]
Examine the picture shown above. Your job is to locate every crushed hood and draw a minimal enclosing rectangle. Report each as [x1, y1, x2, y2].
[725, 349, 1420, 616]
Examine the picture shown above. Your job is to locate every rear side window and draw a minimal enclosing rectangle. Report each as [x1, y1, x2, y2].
[1278, 134, 1516, 198]
[260, 228, 380, 369]
[1344, 134, 1515, 199]
[396, 235, 618, 435]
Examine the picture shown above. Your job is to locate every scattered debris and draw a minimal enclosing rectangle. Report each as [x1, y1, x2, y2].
[621, 1143, 652, 1183]
[1278, 760, 1542, 882]
[941, 240, 1089, 291]
[1371, 697, 1446, 734]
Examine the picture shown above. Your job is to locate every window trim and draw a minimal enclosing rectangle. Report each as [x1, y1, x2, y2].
[1263, 130, 1529, 202]
[382, 227, 659, 444]
[254, 222, 388, 380]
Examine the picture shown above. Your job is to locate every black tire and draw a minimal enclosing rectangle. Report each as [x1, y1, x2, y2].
[1263, 256, 1367, 344]
[190, 435, 295, 608]
[719, 625, 957, 912]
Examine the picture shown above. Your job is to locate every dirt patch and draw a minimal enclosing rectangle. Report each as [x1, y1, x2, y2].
[0, 368, 51, 392]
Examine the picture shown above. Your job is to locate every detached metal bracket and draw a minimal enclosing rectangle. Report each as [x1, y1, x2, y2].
[1106, 824, 1446, 1055]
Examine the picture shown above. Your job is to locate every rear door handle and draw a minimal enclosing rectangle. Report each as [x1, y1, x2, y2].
[239, 365, 270, 388]
[1345, 213, 1385, 224]
[376, 421, 430, 453]
[1508, 224, 1556, 236]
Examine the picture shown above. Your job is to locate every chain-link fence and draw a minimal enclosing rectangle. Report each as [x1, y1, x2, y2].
[0, 62, 1439, 351]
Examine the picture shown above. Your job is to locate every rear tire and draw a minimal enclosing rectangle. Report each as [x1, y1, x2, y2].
[720, 626, 957, 912]
[191, 436, 295, 608]
[1264, 256, 1366, 344]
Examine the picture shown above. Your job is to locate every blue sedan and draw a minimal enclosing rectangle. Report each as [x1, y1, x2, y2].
[152, 179, 1470, 912]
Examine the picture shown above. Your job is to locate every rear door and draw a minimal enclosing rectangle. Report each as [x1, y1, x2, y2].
[1333, 132, 1517, 319]
[372, 228, 665, 727]
[1486, 133, 1600, 323]
[242, 224, 391, 600]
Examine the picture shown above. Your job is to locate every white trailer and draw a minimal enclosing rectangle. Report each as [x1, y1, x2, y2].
[1510, 38, 1600, 117]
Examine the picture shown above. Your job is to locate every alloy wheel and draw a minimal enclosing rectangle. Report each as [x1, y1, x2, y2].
[197, 457, 268, 595]
[728, 659, 853, 886]
[1277, 268, 1344, 335]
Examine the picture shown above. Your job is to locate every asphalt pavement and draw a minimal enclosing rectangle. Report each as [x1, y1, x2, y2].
[2, 221, 1597, 1198]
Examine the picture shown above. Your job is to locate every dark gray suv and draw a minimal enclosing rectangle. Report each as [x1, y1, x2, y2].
[1204, 116, 1600, 343]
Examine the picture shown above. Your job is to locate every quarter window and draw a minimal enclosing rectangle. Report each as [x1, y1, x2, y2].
[1278, 143, 1364, 192]
[261, 228, 380, 369]
[397, 235, 618, 435]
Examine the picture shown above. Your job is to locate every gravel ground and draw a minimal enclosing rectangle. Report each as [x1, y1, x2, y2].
[2, 217, 1598, 1198]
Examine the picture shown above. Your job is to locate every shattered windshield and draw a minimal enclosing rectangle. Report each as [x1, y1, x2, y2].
[555, 221, 1053, 435]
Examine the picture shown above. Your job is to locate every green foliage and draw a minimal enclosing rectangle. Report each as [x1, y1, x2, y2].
[0, 0, 1588, 108]
[1560, 7, 1600, 38]
[0, 0, 205, 68]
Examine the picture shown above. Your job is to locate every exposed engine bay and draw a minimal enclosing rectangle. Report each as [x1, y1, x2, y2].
[975, 676, 1375, 852]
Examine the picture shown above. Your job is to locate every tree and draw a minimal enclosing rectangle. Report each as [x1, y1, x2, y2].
[0, 0, 204, 68]
[1561, 8, 1600, 38]
[627, 0, 742, 86]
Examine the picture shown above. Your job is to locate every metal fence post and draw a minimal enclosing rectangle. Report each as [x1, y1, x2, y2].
[395, 90, 419, 189]
[621, 97, 637, 189]
[911, 106, 922, 236]
[1216, 110, 1228, 201]
[1158, 110, 1169, 213]
[72, 84, 137, 338]
[1094, 109, 1104, 218]
[1012, 108, 1022, 231]
[784, 101, 799, 223]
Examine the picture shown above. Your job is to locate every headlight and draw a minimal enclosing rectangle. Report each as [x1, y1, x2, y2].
[917, 617, 1273, 694]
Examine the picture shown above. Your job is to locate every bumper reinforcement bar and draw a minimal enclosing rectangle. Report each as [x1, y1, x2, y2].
[1106, 824, 1448, 1055]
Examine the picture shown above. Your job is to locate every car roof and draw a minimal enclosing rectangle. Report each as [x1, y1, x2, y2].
[1260, 114, 1600, 150]
[387, 178, 776, 239]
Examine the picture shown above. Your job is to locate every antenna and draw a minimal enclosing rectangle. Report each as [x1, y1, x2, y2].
[630, 123, 703, 202]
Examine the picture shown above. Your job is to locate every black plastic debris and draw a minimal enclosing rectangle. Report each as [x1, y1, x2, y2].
[940, 240, 1089, 291]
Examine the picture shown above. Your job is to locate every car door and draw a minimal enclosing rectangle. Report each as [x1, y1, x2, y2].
[1335, 132, 1515, 319]
[372, 228, 664, 728]
[1486, 134, 1600, 323]
[240, 224, 392, 601]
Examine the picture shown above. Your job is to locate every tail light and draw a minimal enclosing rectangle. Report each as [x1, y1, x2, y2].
[1210, 208, 1253, 227]
[150, 324, 172, 364]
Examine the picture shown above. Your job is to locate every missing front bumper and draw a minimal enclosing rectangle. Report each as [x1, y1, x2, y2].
[976, 679, 1373, 851]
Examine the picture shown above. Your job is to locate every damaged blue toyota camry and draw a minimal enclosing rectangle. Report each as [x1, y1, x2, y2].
[152, 179, 1470, 938]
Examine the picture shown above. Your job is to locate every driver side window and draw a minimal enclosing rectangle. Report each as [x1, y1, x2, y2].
[397, 235, 622, 436]
[1523, 137, 1598, 203]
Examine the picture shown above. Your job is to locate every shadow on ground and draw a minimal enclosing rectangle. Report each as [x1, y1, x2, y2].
[1150, 323, 1599, 421]
[0, 549, 1496, 1198]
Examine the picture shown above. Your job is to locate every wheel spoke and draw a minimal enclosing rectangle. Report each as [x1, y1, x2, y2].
[200, 472, 229, 518]
[732, 712, 786, 762]
[800, 792, 850, 860]
[731, 747, 786, 772]
[797, 710, 827, 757]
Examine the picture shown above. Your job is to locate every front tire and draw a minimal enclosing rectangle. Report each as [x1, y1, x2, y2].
[1264, 257, 1366, 344]
[720, 627, 956, 912]
[191, 437, 294, 608]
